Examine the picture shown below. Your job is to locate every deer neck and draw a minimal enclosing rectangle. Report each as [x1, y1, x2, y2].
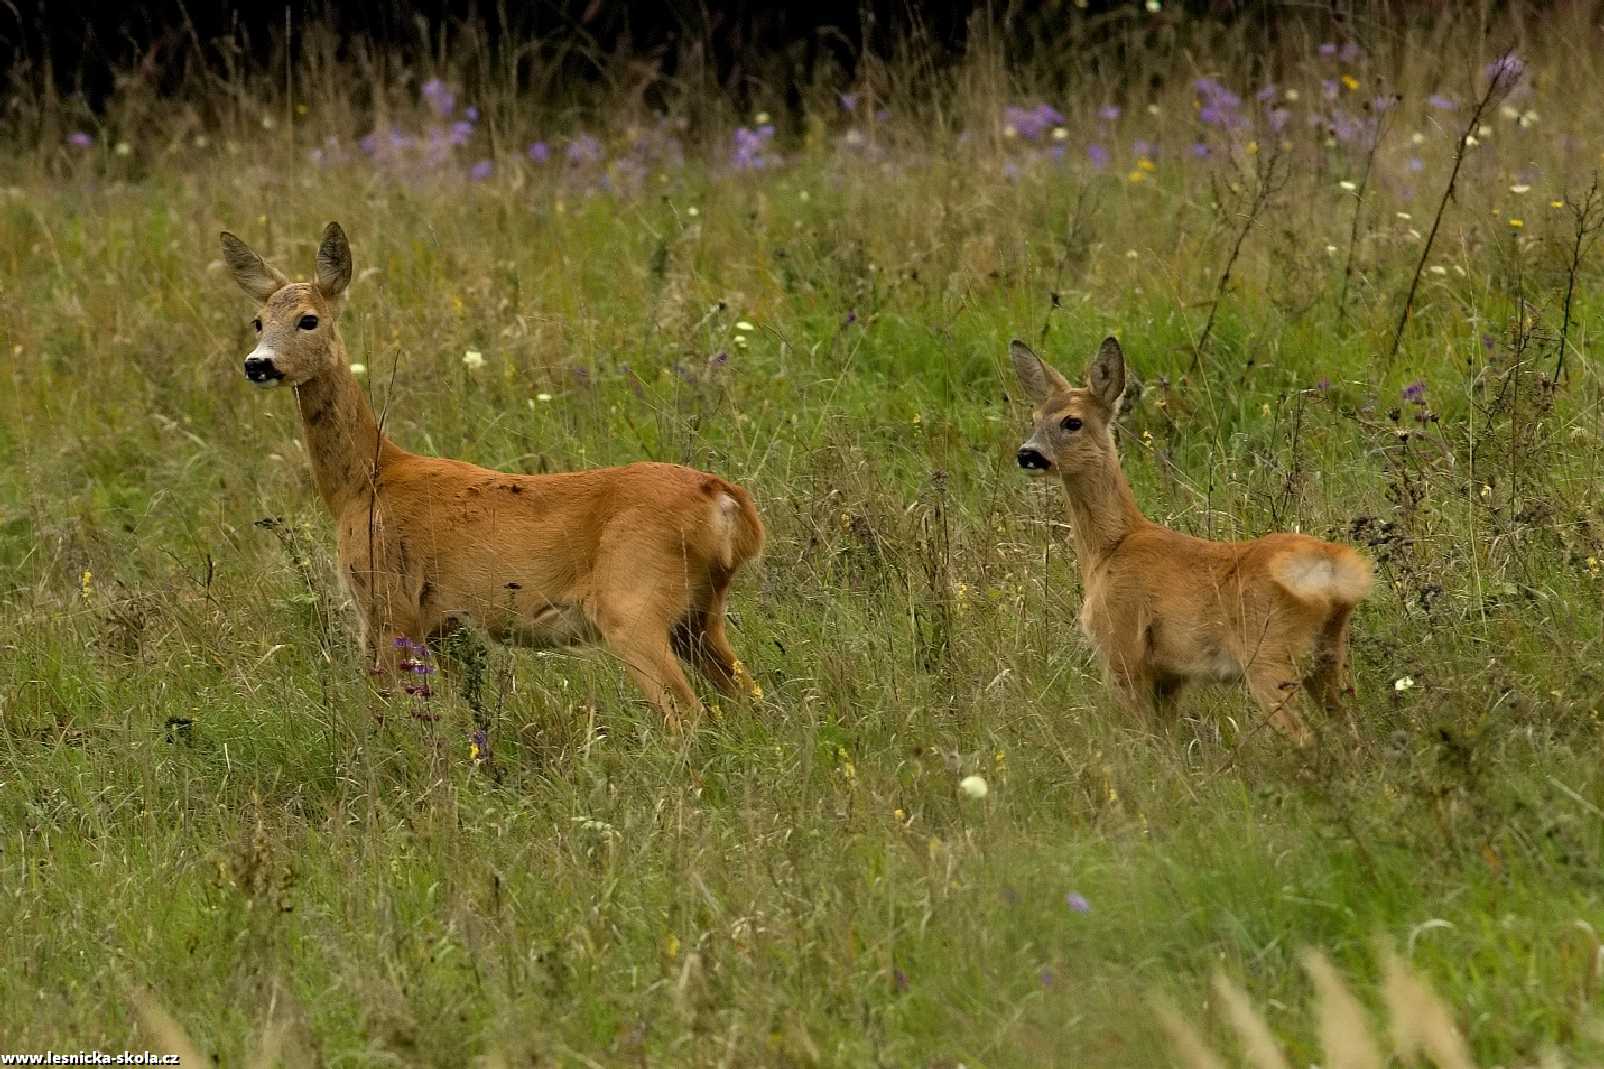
[1058, 449, 1146, 581]
[291, 335, 391, 514]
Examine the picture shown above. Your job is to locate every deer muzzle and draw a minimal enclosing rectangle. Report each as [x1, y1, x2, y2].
[243, 350, 285, 387]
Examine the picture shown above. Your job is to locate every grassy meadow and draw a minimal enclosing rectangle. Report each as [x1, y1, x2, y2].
[4, 5, 1604, 1064]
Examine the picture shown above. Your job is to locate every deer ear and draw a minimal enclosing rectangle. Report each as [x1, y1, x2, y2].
[1010, 339, 1071, 405]
[219, 231, 287, 302]
[1088, 336, 1126, 411]
[315, 221, 352, 298]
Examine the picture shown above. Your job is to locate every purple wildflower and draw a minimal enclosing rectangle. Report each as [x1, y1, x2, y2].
[1133, 139, 1155, 158]
[468, 159, 493, 181]
[1267, 107, 1291, 133]
[566, 133, 604, 166]
[1255, 84, 1278, 103]
[1481, 333, 1496, 353]
[1322, 79, 1340, 101]
[1483, 53, 1525, 90]
[66, 131, 93, 148]
[421, 77, 454, 119]
[1402, 380, 1426, 403]
[1428, 93, 1458, 111]
[1040, 967, 1055, 988]
[731, 124, 777, 170]
[1003, 103, 1064, 141]
[1407, 156, 1425, 173]
[1340, 41, 1362, 63]
[1098, 104, 1121, 121]
[469, 728, 491, 764]
[394, 636, 417, 651]
[838, 92, 859, 112]
[1193, 77, 1244, 128]
[1370, 95, 1397, 113]
[527, 141, 550, 163]
[447, 120, 475, 147]
[1087, 142, 1110, 169]
[1318, 42, 1338, 58]
[403, 683, 433, 699]
[1189, 141, 1211, 158]
[844, 310, 858, 325]
[465, 105, 480, 122]
[1329, 109, 1377, 147]
[1066, 892, 1092, 913]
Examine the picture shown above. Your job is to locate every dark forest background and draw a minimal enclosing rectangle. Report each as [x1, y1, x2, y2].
[3, 0, 1496, 113]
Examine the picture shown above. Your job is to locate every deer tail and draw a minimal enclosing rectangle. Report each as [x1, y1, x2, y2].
[1268, 543, 1374, 606]
[707, 479, 765, 572]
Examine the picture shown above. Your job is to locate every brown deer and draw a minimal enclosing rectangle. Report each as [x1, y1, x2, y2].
[1010, 336, 1373, 745]
[220, 221, 765, 728]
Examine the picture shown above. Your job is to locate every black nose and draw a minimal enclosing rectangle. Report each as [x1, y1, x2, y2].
[1017, 448, 1051, 471]
[243, 357, 284, 384]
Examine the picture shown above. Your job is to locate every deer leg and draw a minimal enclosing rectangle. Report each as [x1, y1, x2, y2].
[1308, 604, 1358, 707]
[428, 620, 488, 718]
[1102, 658, 1160, 727]
[671, 585, 761, 701]
[591, 581, 703, 729]
[1152, 674, 1186, 713]
[1245, 661, 1313, 747]
[603, 624, 704, 730]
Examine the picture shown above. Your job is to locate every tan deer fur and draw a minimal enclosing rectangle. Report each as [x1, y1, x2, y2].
[1010, 336, 1373, 745]
[220, 222, 765, 727]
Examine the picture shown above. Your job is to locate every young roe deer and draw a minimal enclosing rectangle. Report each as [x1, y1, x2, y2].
[220, 221, 765, 728]
[1010, 336, 1373, 745]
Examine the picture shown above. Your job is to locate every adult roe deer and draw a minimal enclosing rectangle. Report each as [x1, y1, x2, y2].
[1010, 336, 1372, 745]
[220, 221, 765, 728]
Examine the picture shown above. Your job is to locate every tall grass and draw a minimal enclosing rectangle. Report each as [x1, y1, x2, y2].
[2, 3, 1603, 1064]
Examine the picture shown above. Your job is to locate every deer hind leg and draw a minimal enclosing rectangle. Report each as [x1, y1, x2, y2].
[591, 584, 703, 730]
[671, 582, 761, 702]
[1245, 659, 1314, 747]
[1304, 603, 1357, 710]
[1303, 603, 1360, 740]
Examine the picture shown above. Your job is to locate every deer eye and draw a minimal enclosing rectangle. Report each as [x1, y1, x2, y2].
[1060, 416, 1083, 432]
[298, 314, 319, 331]
[252, 318, 262, 333]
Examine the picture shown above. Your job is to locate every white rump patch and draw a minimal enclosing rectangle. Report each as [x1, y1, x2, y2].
[1269, 549, 1373, 603]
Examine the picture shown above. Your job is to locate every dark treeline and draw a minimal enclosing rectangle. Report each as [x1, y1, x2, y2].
[2, 0, 1511, 112]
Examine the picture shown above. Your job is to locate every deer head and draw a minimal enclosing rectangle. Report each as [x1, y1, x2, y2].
[1010, 336, 1127, 479]
[220, 222, 353, 388]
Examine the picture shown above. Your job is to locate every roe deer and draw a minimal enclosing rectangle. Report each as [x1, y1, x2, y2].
[220, 221, 765, 728]
[1010, 336, 1372, 745]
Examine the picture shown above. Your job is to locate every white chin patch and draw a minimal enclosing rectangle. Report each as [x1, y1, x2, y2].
[250, 377, 283, 389]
